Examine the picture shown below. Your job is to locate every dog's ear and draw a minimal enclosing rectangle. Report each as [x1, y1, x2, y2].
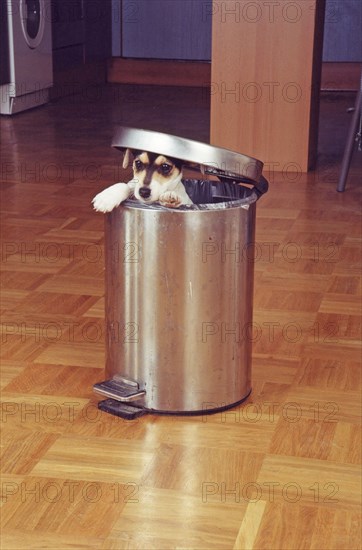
[167, 156, 183, 171]
[122, 148, 133, 169]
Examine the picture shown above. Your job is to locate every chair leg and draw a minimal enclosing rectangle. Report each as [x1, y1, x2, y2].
[337, 88, 361, 192]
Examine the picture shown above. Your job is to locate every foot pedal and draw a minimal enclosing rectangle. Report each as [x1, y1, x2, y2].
[98, 398, 146, 420]
[93, 375, 146, 402]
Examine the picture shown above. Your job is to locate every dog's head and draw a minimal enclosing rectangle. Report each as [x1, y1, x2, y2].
[123, 149, 183, 203]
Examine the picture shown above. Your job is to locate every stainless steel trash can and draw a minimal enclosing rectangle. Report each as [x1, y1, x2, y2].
[94, 127, 268, 418]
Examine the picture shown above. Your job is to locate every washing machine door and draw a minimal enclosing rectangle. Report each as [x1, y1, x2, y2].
[20, 0, 46, 48]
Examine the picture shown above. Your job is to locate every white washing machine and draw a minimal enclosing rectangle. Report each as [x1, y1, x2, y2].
[0, 0, 53, 115]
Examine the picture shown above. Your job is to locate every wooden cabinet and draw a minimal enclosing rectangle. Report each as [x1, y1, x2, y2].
[210, 0, 326, 172]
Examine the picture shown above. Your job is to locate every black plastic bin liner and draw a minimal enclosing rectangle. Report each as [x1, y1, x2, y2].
[183, 175, 268, 205]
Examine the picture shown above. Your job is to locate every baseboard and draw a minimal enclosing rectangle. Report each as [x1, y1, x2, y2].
[108, 58, 360, 92]
[50, 61, 107, 101]
[50, 59, 360, 97]
[107, 58, 211, 87]
[321, 62, 361, 91]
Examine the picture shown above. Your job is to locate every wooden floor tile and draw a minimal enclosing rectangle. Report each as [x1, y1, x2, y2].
[328, 422, 362, 465]
[36, 275, 104, 297]
[257, 455, 361, 507]
[268, 417, 337, 460]
[3, 364, 101, 399]
[280, 385, 361, 424]
[141, 444, 265, 496]
[1, 476, 126, 538]
[108, 487, 246, 549]
[0, 361, 26, 390]
[31, 434, 158, 484]
[1, 393, 89, 435]
[254, 502, 362, 550]
[0, 531, 105, 550]
[1, 430, 59, 475]
[234, 499, 267, 550]
[34, 341, 104, 368]
[295, 357, 361, 390]
[150, 413, 278, 454]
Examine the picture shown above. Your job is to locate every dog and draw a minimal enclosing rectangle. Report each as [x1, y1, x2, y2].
[92, 149, 193, 212]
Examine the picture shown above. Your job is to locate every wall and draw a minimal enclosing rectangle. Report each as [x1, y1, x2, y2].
[112, 0, 362, 62]
[114, 0, 212, 59]
[322, 0, 362, 61]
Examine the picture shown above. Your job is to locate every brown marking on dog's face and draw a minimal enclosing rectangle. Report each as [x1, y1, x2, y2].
[133, 152, 182, 187]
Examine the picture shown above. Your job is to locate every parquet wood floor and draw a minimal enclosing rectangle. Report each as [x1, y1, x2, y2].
[0, 86, 361, 549]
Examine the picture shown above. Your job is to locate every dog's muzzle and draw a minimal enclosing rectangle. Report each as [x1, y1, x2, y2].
[139, 187, 151, 199]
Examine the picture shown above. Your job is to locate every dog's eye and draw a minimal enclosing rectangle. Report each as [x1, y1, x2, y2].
[134, 160, 144, 171]
[160, 163, 172, 175]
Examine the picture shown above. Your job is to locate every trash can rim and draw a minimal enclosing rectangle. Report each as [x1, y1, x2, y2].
[119, 193, 258, 212]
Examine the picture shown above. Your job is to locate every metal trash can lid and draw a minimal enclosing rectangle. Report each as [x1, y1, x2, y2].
[112, 126, 263, 184]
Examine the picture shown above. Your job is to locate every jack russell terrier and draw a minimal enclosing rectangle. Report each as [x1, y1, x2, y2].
[92, 149, 193, 212]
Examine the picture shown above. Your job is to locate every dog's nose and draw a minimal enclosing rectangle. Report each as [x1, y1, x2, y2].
[139, 187, 151, 199]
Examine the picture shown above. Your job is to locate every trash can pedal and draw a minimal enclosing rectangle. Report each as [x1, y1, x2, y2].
[93, 379, 145, 402]
[98, 399, 146, 420]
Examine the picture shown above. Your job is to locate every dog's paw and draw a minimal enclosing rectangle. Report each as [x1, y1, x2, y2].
[92, 189, 121, 212]
[159, 191, 183, 208]
[92, 183, 130, 213]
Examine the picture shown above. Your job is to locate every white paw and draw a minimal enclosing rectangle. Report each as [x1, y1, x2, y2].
[92, 183, 131, 213]
[159, 191, 183, 208]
